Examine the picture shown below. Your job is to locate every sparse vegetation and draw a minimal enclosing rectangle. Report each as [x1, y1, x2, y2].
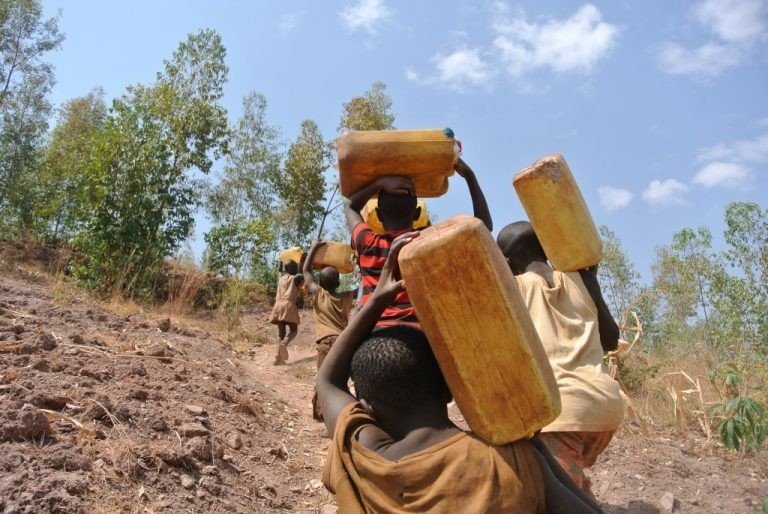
[601, 203, 768, 453]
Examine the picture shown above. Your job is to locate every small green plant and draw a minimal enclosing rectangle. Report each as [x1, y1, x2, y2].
[711, 396, 767, 451]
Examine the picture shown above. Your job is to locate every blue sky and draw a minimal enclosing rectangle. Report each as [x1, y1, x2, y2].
[42, 0, 767, 280]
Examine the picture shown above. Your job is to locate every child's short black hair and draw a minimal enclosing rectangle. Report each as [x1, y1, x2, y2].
[377, 191, 418, 228]
[319, 266, 340, 291]
[496, 221, 547, 272]
[284, 260, 299, 275]
[350, 325, 450, 410]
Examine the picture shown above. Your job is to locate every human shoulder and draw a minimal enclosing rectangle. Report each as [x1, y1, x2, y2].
[352, 222, 374, 239]
[556, 270, 582, 285]
[333, 402, 376, 440]
[556, 271, 592, 301]
[516, 271, 548, 289]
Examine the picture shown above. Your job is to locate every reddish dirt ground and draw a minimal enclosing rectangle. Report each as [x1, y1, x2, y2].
[0, 264, 766, 513]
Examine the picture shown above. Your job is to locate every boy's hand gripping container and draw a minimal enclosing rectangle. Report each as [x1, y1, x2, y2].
[398, 215, 561, 444]
[279, 246, 304, 265]
[361, 196, 431, 233]
[513, 153, 602, 271]
[312, 242, 356, 274]
[337, 129, 459, 198]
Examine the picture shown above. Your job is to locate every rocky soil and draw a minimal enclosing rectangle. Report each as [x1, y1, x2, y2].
[0, 261, 765, 513]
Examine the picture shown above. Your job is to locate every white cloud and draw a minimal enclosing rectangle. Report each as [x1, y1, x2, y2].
[697, 133, 768, 163]
[407, 3, 619, 91]
[493, 4, 620, 76]
[659, 0, 768, 77]
[693, 161, 753, 187]
[642, 179, 689, 206]
[278, 11, 304, 36]
[695, 0, 768, 45]
[598, 186, 633, 211]
[658, 42, 741, 76]
[340, 0, 391, 34]
[406, 48, 495, 91]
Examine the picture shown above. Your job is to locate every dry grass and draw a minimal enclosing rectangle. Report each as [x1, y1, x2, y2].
[159, 259, 217, 316]
[611, 307, 730, 445]
[1, 240, 272, 358]
[621, 345, 721, 429]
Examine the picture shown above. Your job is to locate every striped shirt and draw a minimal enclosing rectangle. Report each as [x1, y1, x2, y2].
[351, 223, 420, 328]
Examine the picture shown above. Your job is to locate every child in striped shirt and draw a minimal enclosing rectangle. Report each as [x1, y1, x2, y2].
[342, 159, 492, 327]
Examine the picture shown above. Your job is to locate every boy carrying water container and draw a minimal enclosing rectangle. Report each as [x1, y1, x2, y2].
[497, 220, 624, 497]
[269, 259, 304, 365]
[302, 240, 356, 424]
[316, 232, 602, 513]
[342, 159, 493, 328]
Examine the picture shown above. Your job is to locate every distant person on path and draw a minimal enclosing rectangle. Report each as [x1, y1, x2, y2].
[343, 158, 493, 328]
[269, 259, 304, 365]
[302, 240, 356, 424]
[316, 232, 601, 513]
[497, 220, 624, 496]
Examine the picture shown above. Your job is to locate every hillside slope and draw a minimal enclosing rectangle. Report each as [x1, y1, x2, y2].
[0, 267, 765, 513]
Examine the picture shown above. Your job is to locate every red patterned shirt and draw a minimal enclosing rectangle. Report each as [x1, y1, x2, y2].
[351, 223, 420, 328]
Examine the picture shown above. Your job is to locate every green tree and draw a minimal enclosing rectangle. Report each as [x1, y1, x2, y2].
[0, 0, 62, 106]
[76, 29, 229, 295]
[723, 202, 768, 292]
[204, 217, 275, 278]
[0, 0, 63, 232]
[205, 92, 282, 277]
[275, 119, 333, 247]
[652, 227, 720, 348]
[598, 226, 640, 321]
[338, 81, 395, 132]
[710, 202, 768, 353]
[313, 82, 398, 241]
[34, 89, 106, 240]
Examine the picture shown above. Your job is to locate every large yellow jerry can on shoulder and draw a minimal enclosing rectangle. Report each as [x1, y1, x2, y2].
[513, 153, 602, 271]
[361, 196, 431, 234]
[312, 242, 356, 274]
[398, 215, 561, 444]
[337, 129, 459, 198]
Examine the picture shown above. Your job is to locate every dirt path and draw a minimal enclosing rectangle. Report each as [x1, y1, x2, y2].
[0, 265, 765, 513]
[241, 310, 767, 513]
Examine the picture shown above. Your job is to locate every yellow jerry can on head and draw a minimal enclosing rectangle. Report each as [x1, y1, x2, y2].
[398, 215, 561, 444]
[278, 246, 304, 265]
[337, 129, 459, 198]
[513, 153, 602, 272]
[361, 196, 431, 234]
[312, 242, 356, 274]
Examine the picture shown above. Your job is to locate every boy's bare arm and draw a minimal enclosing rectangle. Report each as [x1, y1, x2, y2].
[454, 158, 493, 231]
[579, 268, 620, 352]
[316, 232, 418, 435]
[343, 176, 415, 233]
[302, 241, 321, 294]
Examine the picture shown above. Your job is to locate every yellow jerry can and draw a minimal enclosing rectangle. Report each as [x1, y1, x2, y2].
[312, 242, 356, 274]
[278, 246, 304, 265]
[513, 153, 602, 271]
[361, 196, 431, 233]
[338, 129, 459, 198]
[398, 215, 561, 444]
